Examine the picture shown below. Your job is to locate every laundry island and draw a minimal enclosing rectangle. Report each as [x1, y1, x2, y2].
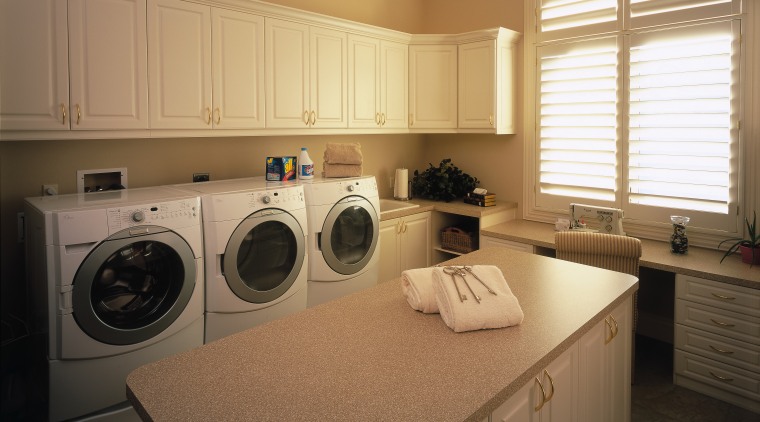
[126, 247, 639, 421]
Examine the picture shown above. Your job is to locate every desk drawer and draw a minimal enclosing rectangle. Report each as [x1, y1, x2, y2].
[675, 299, 760, 345]
[676, 274, 760, 318]
[675, 324, 760, 373]
[675, 350, 760, 402]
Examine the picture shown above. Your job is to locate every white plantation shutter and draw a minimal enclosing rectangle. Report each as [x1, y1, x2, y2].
[539, 0, 618, 41]
[537, 37, 620, 210]
[630, 0, 738, 29]
[626, 21, 739, 231]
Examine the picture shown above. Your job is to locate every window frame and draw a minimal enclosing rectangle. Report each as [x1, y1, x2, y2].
[524, 0, 755, 247]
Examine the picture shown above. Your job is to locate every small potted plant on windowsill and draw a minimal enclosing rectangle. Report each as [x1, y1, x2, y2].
[719, 211, 760, 265]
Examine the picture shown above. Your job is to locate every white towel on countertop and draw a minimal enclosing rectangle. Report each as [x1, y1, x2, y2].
[401, 268, 438, 314]
[433, 265, 524, 333]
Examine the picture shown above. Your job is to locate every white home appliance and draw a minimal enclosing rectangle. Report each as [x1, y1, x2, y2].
[302, 176, 380, 307]
[569, 203, 626, 235]
[24, 187, 204, 421]
[172, 178, 308, 342]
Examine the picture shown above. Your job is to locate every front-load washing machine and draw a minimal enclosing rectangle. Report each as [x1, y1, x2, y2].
[24, 186, 204, 421]
[302, 175, 380, 307]
[171, 177, 308, 343]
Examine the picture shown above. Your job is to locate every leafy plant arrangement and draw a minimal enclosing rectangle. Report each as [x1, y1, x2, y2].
[411, 158, 479, 202]
[718, 211, 760, 265]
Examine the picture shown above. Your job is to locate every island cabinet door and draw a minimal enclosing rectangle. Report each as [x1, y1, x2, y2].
[491, 343, 579, 421]
[577, 298, 632, 422]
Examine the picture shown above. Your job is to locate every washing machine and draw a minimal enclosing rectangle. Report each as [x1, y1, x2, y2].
[301, 175, 380, 307]
[172, 177, 308, 343]
[24, 186, 204, 422]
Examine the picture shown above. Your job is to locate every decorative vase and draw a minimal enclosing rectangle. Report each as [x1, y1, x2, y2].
[670, 216, 690, 254]
[739, 245, 760, 265]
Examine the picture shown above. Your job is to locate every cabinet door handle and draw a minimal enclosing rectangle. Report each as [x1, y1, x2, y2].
[61, 103, 67, 125]
[604, 318, 614, 344]
[543, 370, 555, 402]
[310, 110, 316, 125]
[409, 113, 413, 126]
[711, 292, 736, 301]
[609, 315, 619, 338]
[710, 318, 735, 328]
[214, 107, 221, 125]
[709, 371, 734, 382]
[76, 104, 81, 125]
[489, 114, 493, 126]
[396, 221, 402, 234]
[381, 113, 386, 126]
[709, 344, 735, 354]
[534, 377, 546, 412]
[303, 110, 310, 125]
[206, 107, 212, 125]
[402, 221, 408, 233]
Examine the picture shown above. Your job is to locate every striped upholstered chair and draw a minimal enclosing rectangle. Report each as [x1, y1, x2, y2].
[554, 231, 642, 382]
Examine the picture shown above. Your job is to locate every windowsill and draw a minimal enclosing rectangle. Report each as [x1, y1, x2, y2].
[481, 219, 760, 289]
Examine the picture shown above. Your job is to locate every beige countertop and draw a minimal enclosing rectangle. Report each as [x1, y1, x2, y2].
[379, 198, 517, 221]
[127, 247, 637, 422]
[481, 219, 760, 289]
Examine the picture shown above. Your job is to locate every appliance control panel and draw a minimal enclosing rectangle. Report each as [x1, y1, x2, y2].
[247, 186, 305, 210]
[107, 198, 200, 232]
[335, 178, 378, 195]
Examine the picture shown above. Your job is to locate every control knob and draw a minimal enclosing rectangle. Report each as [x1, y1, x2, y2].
[347, 185, 355, 192]
[262, 195, 271, 204]
[131, 211, 145, 223]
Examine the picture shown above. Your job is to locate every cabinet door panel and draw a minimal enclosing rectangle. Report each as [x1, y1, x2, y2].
[310, 27, 347, 128]
[0, 0, 69, 130]
[542, 343, 579, 421]
[348, 35, 379, 128]
[381, 41, 408, 128]
[265, 18, 309, 128]
[409, 45, 457, 128]
[148, 0, 212, 129]
[212, 9, 265, 129]
[400, 214, 431, 272]
[69, 0, 148, 129]
[458, 40, 494, 129]
[378, 219, 400, 283]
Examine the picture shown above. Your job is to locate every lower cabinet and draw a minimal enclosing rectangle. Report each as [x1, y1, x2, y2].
[492, 342, 579, 422]
[378, 212, 431, 282]
[674, 274, 760, 413]
[492, 298, 632, 422]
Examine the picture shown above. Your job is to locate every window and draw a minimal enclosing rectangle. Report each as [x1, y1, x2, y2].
[531, 0, 743, 236]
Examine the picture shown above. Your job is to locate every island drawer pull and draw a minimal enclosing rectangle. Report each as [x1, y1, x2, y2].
[711, 292, 736, 301]
[709, 371, 734, 382]
[543, 370, 555, 402]
[710, 318, 735, 328]
[534, 377, 546, 412]
[709, 345, 734, 354]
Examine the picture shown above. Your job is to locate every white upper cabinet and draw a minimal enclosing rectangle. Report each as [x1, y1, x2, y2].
[1, 0, 147, 131]
[148, 0, 264, 130]
[266, 18, 347, 129]
[348, 35, 407, 129]
[212, 9, 265, 129]
[458, 28, 519, 134]
[148, 0, 212, 129]
[408, 44, 458, 129]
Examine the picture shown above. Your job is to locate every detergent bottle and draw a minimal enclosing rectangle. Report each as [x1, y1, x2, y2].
[298, 147, 314, 180]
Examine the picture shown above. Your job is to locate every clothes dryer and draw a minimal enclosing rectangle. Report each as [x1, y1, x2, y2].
[301, 176, 380, 307]
[172, 177, 308, 342]
[24, 187, 204, 421]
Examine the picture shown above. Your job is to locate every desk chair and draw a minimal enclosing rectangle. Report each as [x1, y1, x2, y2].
[555, 231, 642, 382]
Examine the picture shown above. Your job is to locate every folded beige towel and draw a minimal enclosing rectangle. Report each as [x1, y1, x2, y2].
[323, 162, 362, 178]
[433, 265, 524, 333]
[401, 268, 439, 314]
[324, 142, 363, 165]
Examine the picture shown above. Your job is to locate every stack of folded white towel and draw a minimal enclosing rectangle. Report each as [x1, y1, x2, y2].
[401, 265, 524, 333]
[323, 142, 363, 178]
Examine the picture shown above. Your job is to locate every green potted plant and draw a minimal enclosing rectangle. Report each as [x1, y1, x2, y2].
[719, 211, 760, 265]
[411, 158, 479, 202]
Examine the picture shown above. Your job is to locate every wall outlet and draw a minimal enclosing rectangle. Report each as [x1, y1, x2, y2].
[193, 173, 210, 183]
[42, 184, 58, 196]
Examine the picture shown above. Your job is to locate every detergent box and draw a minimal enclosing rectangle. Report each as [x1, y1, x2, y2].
[266, 156, 297, 181]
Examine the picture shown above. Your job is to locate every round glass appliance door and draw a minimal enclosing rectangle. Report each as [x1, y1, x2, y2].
[72, 226, 196, 345]
[223, 209, 305, 304]
[321, 197, 379, 275]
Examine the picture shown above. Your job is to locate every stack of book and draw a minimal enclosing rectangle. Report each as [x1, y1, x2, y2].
[464, 191, 496, 207]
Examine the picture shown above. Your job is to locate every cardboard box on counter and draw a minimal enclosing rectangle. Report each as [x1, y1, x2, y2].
[266, 156, 297, 181]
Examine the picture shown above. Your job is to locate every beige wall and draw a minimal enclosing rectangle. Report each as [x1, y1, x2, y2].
[0, 0, 525, 317]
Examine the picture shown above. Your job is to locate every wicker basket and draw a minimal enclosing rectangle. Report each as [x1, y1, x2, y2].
[440, 227, 475, 253]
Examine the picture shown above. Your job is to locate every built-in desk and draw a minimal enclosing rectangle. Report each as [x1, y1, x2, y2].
[481, 219, 760, 290]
